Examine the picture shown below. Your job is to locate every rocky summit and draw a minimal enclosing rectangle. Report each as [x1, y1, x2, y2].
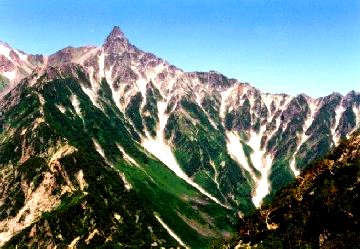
[0, 26, 359, 248]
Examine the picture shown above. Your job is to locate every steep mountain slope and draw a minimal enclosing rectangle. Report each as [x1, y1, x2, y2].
[0, 65, 178, 247]
[2, 27, 359, 208]
[228, 131, 360, 248]
[0, 64, 234, 248]
[0, 41, 44, 92]
[0, 26, 359, 247]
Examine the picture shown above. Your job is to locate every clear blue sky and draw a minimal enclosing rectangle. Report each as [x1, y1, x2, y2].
[0, 0, 359, 97]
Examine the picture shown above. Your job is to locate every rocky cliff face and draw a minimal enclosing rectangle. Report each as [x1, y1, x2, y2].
[0, 41, 44, 91]
[230, 130, 360, 248]
[0, 26, 359, 247]
[0, 63, 234, 248]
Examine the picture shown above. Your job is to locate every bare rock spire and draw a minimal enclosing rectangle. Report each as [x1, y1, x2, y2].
[107, 26, 125, 40]
[103, 26, 130, 53]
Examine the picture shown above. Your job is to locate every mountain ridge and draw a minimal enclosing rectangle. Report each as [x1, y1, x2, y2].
[2, 26, 360, 205]
[0, 26, 356, 99]
[228, 130, 360, 248]
[0, 26, 359, 247]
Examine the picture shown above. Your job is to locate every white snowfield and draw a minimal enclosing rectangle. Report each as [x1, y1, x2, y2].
[225, 130, 272, 207]
[2, 70, 16, 81]
[92, 139, 105, 158]
[0, 42, 38, 86]
[2, 28, 359, 214]
[353, 105, 360, 135]
[332, 104, 346, 145]
[220, 90, 340, 207]
[219, 86, 235, 119]
[98, 50, 105, 78]
[226, 131, 255, 180]
[70, 94, 81, 117]
[290, 100, 318, 176]
[154, 214, 188, 248]
[0, 43, 12, 60]
[142, 101, 229, 208]
[248, 128, 274, 207]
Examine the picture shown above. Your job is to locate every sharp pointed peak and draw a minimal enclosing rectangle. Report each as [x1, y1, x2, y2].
[105, 26, 127, 43]
[103, 25, 131, 53]
[108, 26, 125, 39]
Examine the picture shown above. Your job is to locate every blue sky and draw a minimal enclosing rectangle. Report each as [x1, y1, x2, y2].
[0, 0, 359, 97]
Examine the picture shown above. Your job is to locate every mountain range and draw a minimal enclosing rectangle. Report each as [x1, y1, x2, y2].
[0, 26, 359, 248]
[229, 131, 360, 248]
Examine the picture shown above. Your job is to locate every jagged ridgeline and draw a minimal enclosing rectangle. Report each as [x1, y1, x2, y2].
[0, 26, 359, 248]
[0, 65, 235, 248]
[226, 131, 360, 248]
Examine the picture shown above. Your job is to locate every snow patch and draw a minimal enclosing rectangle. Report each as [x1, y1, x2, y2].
[353, 106, 360, 129]
[3, 70, 16, 81]
[307, 98, 319, 116]
[248, 127, 274, 207]
[261, 93, 274, 114]
[289, 100, 319, 176]
[98, 50, 105, 78]
[289, 160, 300, 177]
[116, 144, 140, 167]
[118, 172, 132, 190]
[225, 121, 275, 207]
[15, 49, 28, 61]
[81, 85, 99, 108]
[136, 78, 147, 106]
[248, 129, 265, 172]
[154, 214, 188, 248]
[252, 154, 273, 207]
[0, 43, 11, 60]
[56, 104, 66, 113]
[105, 65, 122, 110]
[70, 94, 81, 116]
[80, 67, 101, 109]
[195, 92, 202, 108]
[226, 131, 255, 179]
[92, 139, 105, 158]
[332, 104, 346, 145]
[136, 79, 147, 98]
[75, 170, 88, 191]
[226, 130, 273, 207]
[219, 86, 235, 119]
[142, 101, 227, 207]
